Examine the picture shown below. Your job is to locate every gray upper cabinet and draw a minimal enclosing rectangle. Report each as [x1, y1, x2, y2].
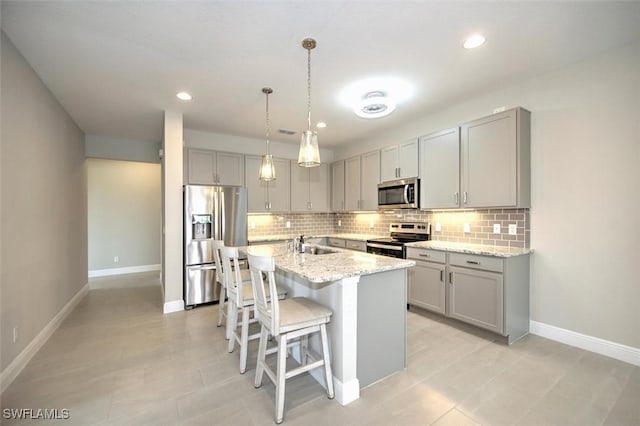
[187, 149, 244, 186]
[419, 128, 460, 209]
[290, 163, 329, 212]
[245, 155, 290, 213]
[344, 156, 361, 211]
[380, 139, 419, 182]
[331, 160, 345, 212]
[361, 150, 380, 211]
[461, 107, 530, 208]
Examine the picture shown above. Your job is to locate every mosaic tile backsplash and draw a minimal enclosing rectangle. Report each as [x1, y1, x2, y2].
[248, 208, 530, 248]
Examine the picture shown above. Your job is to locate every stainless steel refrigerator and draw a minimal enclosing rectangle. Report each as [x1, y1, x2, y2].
[183, 184, 248, 308]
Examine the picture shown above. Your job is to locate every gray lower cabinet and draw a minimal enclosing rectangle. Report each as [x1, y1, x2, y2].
[327, 238, 366, 252]
[407, 252, 446, 315]
[407, 247, 530, 343]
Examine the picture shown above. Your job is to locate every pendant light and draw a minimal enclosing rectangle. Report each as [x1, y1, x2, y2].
[258, 87, 276, 181]
[298, 38, 321, 167]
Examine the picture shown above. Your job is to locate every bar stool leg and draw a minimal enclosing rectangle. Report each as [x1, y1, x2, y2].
[228, 303, 238, 353]
[217, 284, 226, 327]
[275, 334, 288, 424]
[239, 306, 250, 374]
[320, 324, 335, 399]
[254, 326, 268, 388]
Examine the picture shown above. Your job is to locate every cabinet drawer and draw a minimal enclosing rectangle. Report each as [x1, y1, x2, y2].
[327, 238, 346, 248]
[449, 253, 503, 273]
[345, 239, 366, 252]
[406, 248, 446, 263]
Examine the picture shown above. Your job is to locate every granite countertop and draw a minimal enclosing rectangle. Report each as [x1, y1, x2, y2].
[245, 243, 415, 283]
[249, 233, 380, 243]
[405, 240, 532, 258]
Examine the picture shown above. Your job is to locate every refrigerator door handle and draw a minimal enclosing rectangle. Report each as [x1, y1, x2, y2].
[220, 189, 226, 243]
[213, 189, 220, 240]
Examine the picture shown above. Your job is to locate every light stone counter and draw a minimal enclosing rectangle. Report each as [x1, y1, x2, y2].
[248, 233, 381, 244]
[246, 243, 414, 283]
[326, 233, 380, 242]
[405, 240, 532, 257]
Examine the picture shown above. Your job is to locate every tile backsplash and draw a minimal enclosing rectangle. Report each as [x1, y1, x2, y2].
[249, 209, 529, 248]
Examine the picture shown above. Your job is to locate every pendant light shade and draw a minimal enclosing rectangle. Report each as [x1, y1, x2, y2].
[298, 38, 321, 167]
[259, 87, 276, 181]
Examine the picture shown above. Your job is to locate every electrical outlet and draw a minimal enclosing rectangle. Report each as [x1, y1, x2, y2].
[508, 224, 518, 235]
[369, 221, 375, 229]
[493, 224, 501, 234]
[463, 223, 471, 233]
[338, 220, 342, 227]
[285, 221, 291, 229]
[13, 327, 18, 343]
[113, 256, 119, 263]
[250, 222, 256, 230]
[435, 222, 442, 232]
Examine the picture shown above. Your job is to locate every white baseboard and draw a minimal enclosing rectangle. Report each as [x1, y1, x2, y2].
[88, 264, 161, 278]
[163, 299, 184, 314]
[1, 283, 89, 394]
[530, 320, 640, 367]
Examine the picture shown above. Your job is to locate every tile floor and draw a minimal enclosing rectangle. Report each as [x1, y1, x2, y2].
[1, 272, 638, 425]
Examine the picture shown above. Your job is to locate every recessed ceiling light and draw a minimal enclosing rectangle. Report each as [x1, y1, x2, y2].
[176, 91, 192, 101]
[463, 34, 486, 49]
[316, 122, 327, 129]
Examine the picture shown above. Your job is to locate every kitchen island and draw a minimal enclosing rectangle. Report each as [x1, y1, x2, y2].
[245, 243, 415, 405]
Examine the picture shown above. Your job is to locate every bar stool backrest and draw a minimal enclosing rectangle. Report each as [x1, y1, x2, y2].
[247, 253, 280, 336]
[212, 240, 225, 287]
[220, 246, 245, 306]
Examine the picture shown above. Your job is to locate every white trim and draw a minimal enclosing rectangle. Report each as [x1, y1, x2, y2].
[1, 283, 89, 394]
[530, 320, 640, 367]
[163, 299, 184, 314]
[88, 264, 161, 278]
[333, 376, 360, 406]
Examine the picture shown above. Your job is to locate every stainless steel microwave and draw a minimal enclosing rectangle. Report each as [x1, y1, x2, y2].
[377, 178, 419, 210]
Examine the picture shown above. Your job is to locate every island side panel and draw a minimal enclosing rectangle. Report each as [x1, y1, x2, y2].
[357, 268, 407, 388]
[274, 270, 361, 405]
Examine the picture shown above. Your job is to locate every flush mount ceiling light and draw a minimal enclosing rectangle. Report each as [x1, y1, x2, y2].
[339, 77, 412, 118]
[463, 34, 486, 49]
[355, 91, 397, 119]
[176, 91, 192, 101]
[298, 38, 321, 168]
[258, 87, 276, 182]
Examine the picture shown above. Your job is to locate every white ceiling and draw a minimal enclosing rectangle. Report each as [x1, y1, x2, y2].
[2, 1, 640, 147]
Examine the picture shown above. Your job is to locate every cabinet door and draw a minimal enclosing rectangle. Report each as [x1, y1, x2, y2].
[449, 266, 504, 334]
[188, 149, 217, 184]
[268, 158, 291, 212]
[290, 163, 309, 212]
[461, 109, 517, 207]
[344, 156, 361, 211]
[245, 155, 268, 213]
[308, 163, 329, 211]
[380, 145, 398, 182]
[360, 151, 380, 211]
[331, 160, 345, 212]
[420, 128, 460, 209]
[408, 261, 446, 314]
[398, 139, 419, 178]
[216, 152, 244, 186]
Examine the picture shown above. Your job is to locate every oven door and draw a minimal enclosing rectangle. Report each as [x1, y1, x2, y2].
[377, 178, 419, 209]
[366, 242, 405, 258]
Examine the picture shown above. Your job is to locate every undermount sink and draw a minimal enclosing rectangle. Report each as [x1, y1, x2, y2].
[307, 247, 338, 255]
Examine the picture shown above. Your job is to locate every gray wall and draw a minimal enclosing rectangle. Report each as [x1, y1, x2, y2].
[87, 158, 161, 272]
[335, 41, 640, 349]
[1, 32, 87, 370]
[85, 134, 161, 164]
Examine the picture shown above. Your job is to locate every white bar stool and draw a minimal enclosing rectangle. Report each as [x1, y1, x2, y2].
[247, 252, 334, 424]
[213, 240, 251, 340]
[222, 246, 287, 374]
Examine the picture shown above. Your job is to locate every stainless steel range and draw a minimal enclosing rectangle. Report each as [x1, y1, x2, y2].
[366, 222, 431, 259]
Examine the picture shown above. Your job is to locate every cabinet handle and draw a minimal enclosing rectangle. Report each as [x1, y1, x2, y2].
[455, 192, 459, 204]
[466, 260, 480, 265]
[397, 167, 401, 178]
[449, 271, 453, 284]
[265, 201, 269, 210]
[440, 269, 444, 282]
[463, 191, 468, 204]
[419, 253, 430, 258]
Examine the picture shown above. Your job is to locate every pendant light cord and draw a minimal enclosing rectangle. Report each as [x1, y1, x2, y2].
[265, 90, 270, 154]
[307, 46, 312, 132]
